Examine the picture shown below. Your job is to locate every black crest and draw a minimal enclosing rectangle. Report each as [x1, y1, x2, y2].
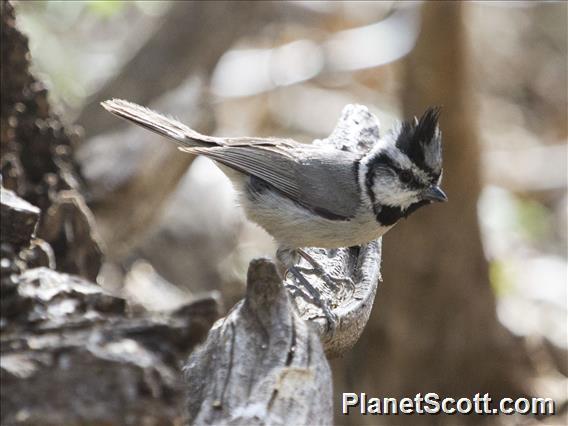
[395, 106, 442, 178]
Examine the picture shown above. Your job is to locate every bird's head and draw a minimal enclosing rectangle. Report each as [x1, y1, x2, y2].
[361, 107, 447, 225]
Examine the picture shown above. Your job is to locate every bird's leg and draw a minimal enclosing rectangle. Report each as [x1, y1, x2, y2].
[276, 248, 338, 331]
[296, 248, 354, 293]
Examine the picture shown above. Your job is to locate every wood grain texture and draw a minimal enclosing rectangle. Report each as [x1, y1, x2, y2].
[186, 259, 333, 426]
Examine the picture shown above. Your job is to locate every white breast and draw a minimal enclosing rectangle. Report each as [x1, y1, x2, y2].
[216, 162, 391, 249]
[240, 184, 391, 249]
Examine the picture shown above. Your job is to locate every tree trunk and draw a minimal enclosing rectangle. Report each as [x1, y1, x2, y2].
[333, 3, 529, 424]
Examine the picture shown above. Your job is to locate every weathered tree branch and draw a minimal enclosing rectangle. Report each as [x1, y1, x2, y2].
[185, 236, 382, 423]
[290, 241, 382, 358]
[1, 5, 222, 424]
[186, 259, 333, 426]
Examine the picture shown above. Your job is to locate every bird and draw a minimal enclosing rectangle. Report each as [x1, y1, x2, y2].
[102, 99, 447, 314]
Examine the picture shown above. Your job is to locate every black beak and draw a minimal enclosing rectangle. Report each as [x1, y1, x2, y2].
[421, 185, 448, 203]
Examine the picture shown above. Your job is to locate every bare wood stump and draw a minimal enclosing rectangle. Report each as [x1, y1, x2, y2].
[186, 259, 333, 426]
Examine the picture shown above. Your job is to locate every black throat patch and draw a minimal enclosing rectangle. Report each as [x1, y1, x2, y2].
[374, 204, 404, 226]
[373, 200, 431, 226]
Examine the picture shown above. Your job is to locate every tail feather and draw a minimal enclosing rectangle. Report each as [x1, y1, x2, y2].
[102, 98, 300, 152]
[101, 99, 224, 148]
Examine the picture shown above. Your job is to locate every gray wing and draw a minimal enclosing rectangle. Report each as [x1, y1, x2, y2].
[185, 145, 362, 219]
[295, 149, 363, 219]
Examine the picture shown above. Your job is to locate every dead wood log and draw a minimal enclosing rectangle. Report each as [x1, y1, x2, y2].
[1, 5, 224, 424]
[37, 189, 102, 281]
[0, 267, 220, 426]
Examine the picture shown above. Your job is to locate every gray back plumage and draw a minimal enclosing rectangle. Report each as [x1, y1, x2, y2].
[188, 145, 362, 219]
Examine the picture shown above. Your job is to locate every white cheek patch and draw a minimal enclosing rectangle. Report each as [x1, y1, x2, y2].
[372, 173, 418, 209]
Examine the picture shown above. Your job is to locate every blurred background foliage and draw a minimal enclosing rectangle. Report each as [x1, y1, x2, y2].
[12, 0, 567, 424]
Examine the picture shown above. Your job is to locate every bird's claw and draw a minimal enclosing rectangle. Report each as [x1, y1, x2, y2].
[286, 267, 338, 334]
[294, 266, 354, 293]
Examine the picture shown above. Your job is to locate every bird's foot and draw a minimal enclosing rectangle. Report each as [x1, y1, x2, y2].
[296, 249, 355, 293]
[294, 266, 354, 293]
[287, 267, 338, 333]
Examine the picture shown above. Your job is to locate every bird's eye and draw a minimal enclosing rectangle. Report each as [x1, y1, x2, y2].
[399, 170, 413, 184]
